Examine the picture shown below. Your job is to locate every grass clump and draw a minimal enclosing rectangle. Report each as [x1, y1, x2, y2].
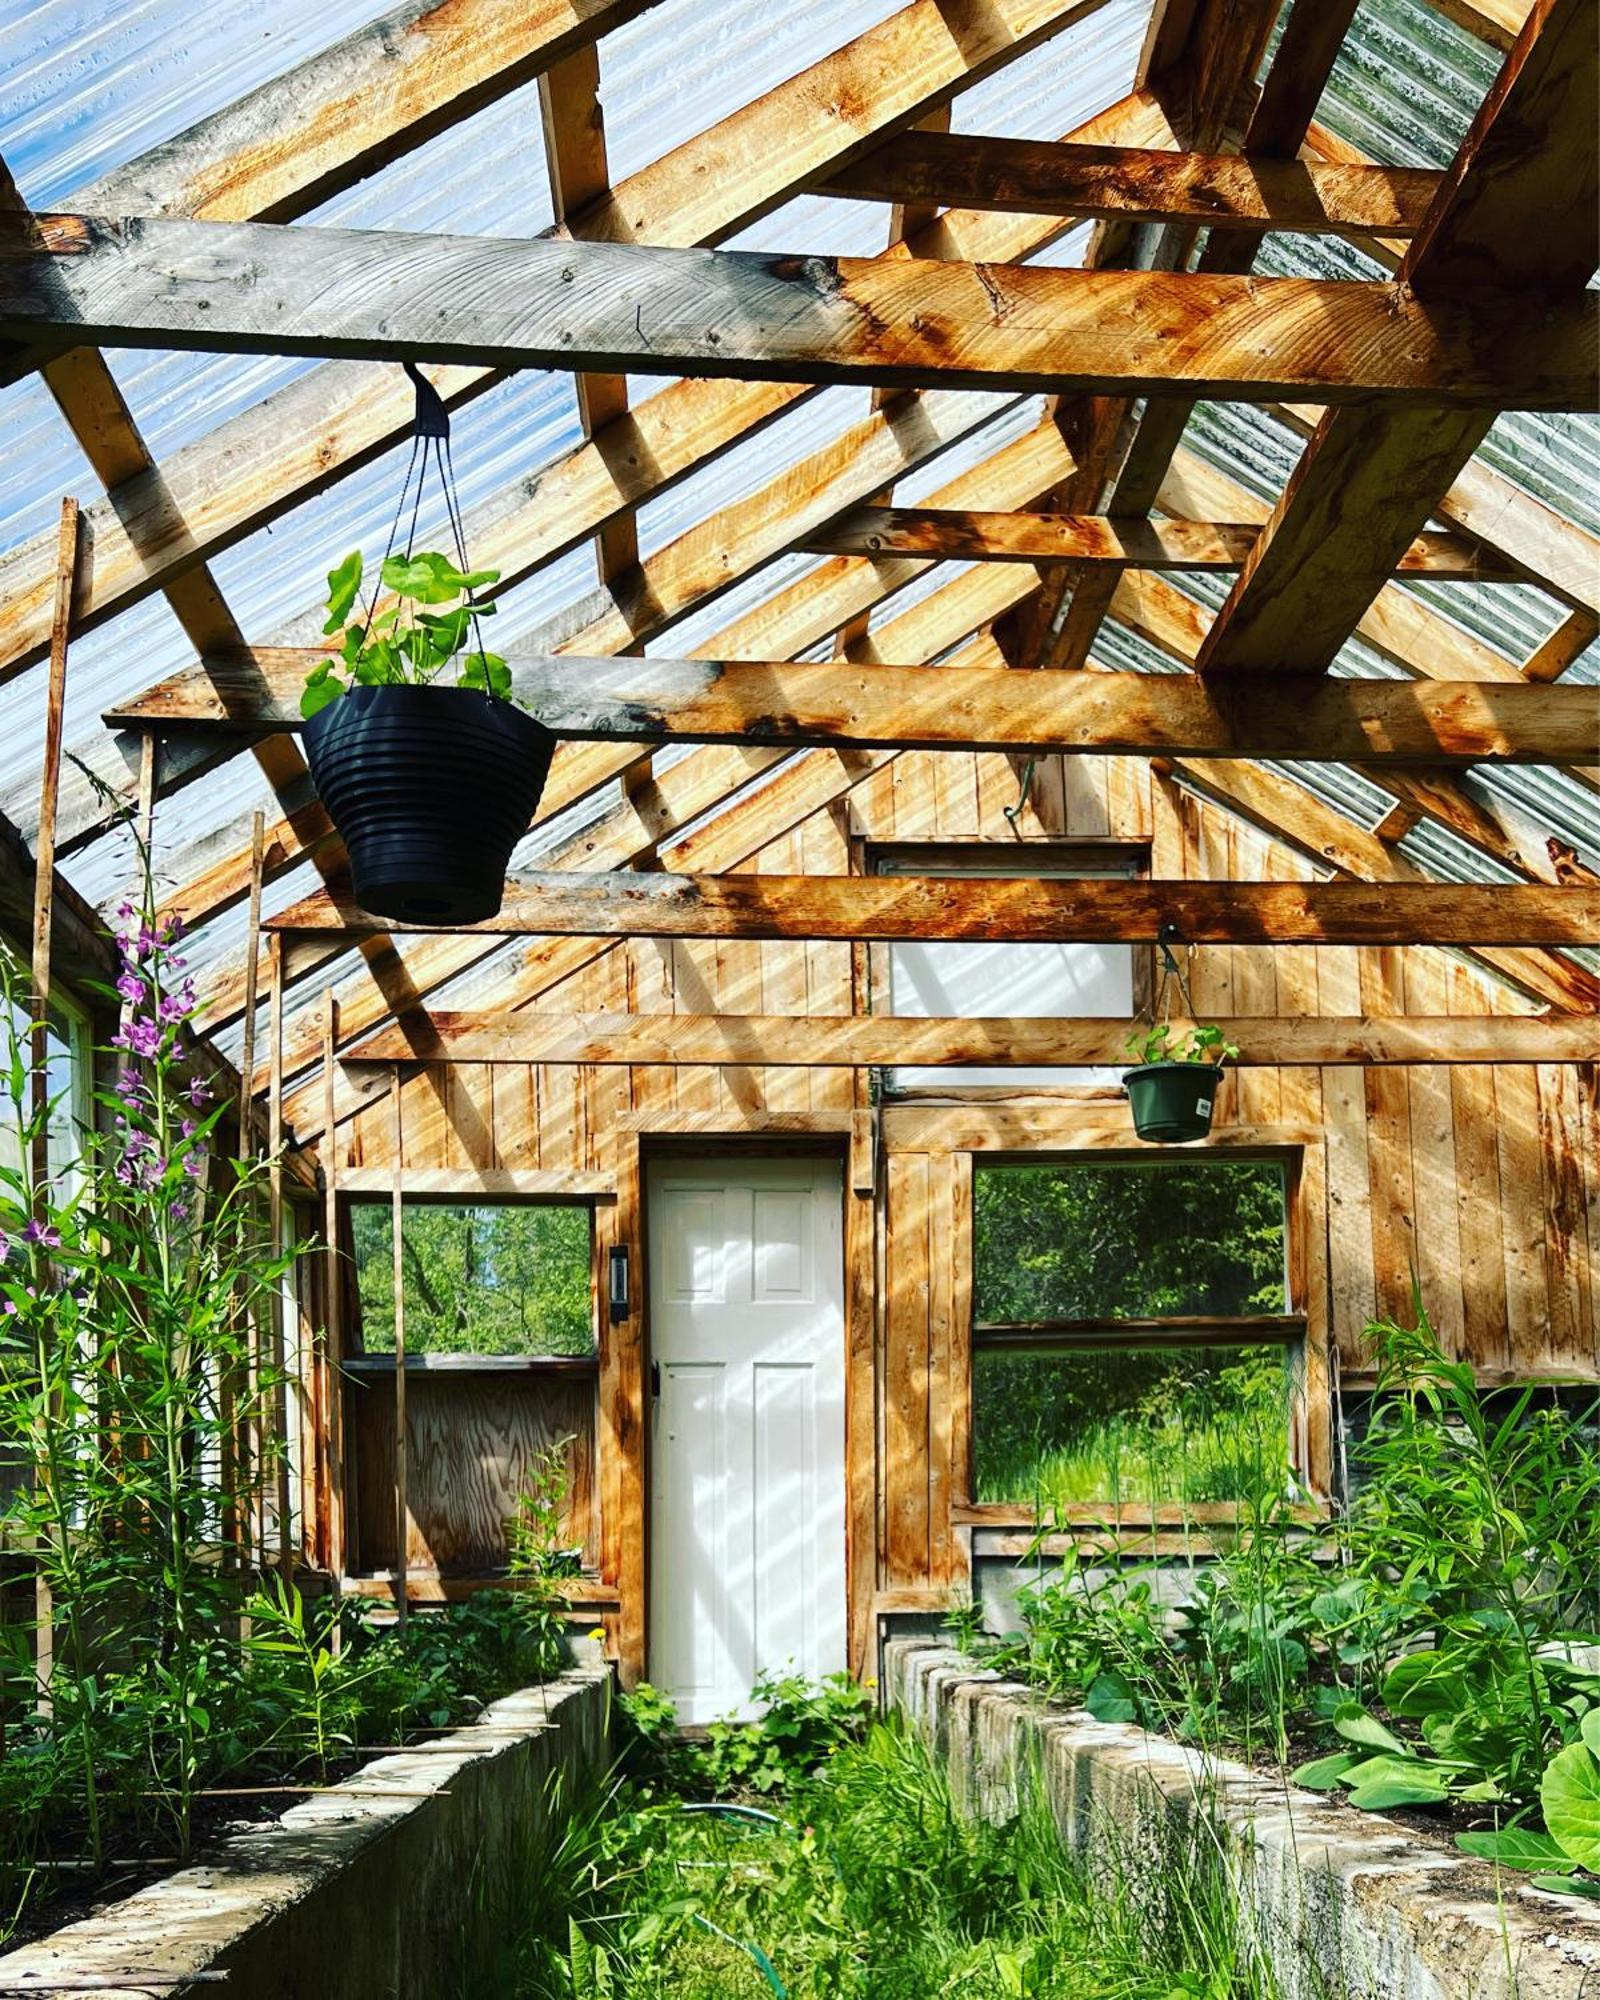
[511, 1711, 1286, 2000]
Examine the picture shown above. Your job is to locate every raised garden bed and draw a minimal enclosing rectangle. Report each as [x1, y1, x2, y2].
[887, 1640, 1600, 2000]
[0, 1665, 611, 2000]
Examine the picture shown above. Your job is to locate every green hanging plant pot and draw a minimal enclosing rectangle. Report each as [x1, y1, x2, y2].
[1122, 1061, 1220, 1144]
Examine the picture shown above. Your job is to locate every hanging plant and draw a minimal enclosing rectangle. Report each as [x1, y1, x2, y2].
[1122, 1020, 1238, 1144]
[1122, 926, 1237, 1143]
[297, 368, 555, 927]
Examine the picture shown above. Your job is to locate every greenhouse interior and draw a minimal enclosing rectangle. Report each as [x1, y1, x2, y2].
[0, 0, 1596, 1992]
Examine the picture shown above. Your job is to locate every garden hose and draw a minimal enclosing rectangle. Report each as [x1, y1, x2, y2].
[671, 1801, 791, 1995]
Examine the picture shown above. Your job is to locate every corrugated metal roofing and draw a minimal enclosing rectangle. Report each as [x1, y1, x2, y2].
[0, 0, 1594, 1031]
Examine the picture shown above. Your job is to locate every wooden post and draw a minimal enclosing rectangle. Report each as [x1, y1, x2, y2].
[266, 934, 292, 1571]
[27, 496, 78, 1709]
[224, 814, 267, 1575]
[321, 994, 346, 1580]
[389, 1066, 408, 1630]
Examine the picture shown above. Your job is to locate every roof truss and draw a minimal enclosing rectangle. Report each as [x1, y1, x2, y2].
[0, 0, 1592, 1146]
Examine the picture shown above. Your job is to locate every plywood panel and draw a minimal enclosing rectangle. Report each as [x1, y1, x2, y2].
[348, 1369, 597, 1574]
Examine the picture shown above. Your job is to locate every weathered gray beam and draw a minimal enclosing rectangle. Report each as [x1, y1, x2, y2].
[2, 215, 1592, 409]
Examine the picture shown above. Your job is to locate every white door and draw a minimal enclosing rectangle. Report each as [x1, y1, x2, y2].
[647, 1156, 847, 1724]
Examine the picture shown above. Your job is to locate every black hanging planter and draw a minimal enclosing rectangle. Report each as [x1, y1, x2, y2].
[304, 683, 555, 926]
[1123, 1061, 1220, 1144]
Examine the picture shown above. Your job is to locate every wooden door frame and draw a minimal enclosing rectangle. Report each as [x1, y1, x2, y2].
[604, 1118, 875, 1688]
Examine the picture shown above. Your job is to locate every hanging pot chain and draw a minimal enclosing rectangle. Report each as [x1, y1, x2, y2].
[359, 364, 492, 665]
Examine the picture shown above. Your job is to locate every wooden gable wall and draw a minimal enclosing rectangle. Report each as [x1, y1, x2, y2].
[323, 745, 1596, 1674]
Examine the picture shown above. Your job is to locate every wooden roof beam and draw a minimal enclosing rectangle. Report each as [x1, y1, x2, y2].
[345, 1009, 1600, 1068]
[807, 505, 1515, 578]
[1195, 0, 1600, 678]
[820, 135, 1439, 236]
[539, 44, 635, 583]
[264, 875, 1600, 946]
[3, 217, 1589, 406]
[109, 652, 1597, 768]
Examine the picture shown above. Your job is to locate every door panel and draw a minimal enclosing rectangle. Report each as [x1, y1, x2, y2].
[647, 1158, 846, 1723]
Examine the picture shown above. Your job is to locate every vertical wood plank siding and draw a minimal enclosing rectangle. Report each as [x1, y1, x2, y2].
[326, 749, 1596, 1650]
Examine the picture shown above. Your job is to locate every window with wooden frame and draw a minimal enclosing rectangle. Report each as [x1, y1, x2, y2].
[868, 841, 1151, 1092]
[968, 1153, 1309, 1519]
[344, 1198, 596, 1361]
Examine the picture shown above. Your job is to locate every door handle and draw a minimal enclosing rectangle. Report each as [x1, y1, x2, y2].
[650, 1359, 661, 1399]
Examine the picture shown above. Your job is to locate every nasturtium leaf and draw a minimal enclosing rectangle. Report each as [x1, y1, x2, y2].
[300, 663, 344, 718]
[1580, 1709, 1600, 1759]
[380, 552, 449, 601]
[461, 651, 511, 700]
[1455, 1828, 1572, 1871]
[1543, 1743, 1600, 1871]
[323, 549, 362, 633]
[1291, 1752, 1359, 1791]
[1533, 1873, 1600, 1901]
[1333, 1704, 1409, 1756]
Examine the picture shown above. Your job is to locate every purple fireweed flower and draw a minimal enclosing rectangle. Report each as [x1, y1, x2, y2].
[161, 915, 185, 944]
[115, 1017, 163, 1059]
[116, 970, 146, 1005]
[169, 1200, 189, 1224]
[181, 1118, 197, 1141]
[116, 900, 135, 923]
[157, 992, 188, 1024]
[22, 1220, 60, 1249]
[185, 1078, 211, 1110]
[115, 1068, 142, 1099]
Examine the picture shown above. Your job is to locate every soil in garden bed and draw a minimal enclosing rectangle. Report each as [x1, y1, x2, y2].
[0, 1747, 385, 1951]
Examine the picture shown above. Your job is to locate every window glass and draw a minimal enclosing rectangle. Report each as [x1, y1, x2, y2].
[0, 960, 92, 1192]
[351, 1203, 594, 1356]
[875, 852, 1138, 1089]
[972, 1159, 1292, 1510]
[973, 1346, 1294, 1509]
[974, 1160, 1287, 1322]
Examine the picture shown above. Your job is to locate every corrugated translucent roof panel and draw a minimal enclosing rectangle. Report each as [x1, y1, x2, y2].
[0, 0, 1594, 1023]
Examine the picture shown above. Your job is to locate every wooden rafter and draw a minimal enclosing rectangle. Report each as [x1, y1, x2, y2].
[1011, 0, 1363, 671]
[820, 135, 1439, 236]
[1195, 0, 1600, 677]
[345, 1010, 1600, 1068]
[266, 875, 1598, 946]
[807, 506, 1516, 578]
[5, 217, 1589, 408]
[110, 652, 1597, 768]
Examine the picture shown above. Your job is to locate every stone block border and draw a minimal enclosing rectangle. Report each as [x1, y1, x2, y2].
[0, 1663, 612, 2000]
[886, 1640, 1600, 2000]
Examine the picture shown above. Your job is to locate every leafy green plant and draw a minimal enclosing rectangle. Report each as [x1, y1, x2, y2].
[1453, 1711, 1600, 1902]
[516, 1717, 1294, 1999]
[300, 547, 509, 717]
[619, 1672, 873, 1797]
[1124, 1021, 1239, 1068]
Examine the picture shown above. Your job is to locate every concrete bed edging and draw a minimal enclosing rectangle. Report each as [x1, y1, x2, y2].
[886, 1640, 1600, 2000]
[0, 1662, 612, 2000]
